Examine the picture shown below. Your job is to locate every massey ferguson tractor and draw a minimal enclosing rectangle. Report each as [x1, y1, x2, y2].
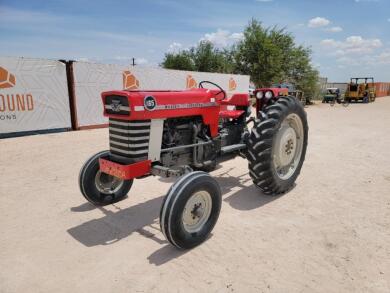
[79, 81, 308, 249]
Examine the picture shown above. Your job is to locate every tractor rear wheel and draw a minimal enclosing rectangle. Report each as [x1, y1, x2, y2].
[160, 171, 221, 249]
[247, 96, 308, 195]
[79, 151, 133, 205]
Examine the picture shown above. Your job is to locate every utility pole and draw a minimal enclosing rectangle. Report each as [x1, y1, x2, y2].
[132, 58, 136, 66]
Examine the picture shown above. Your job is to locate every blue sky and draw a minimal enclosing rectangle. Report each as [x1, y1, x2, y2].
[0, 0, 389, 82]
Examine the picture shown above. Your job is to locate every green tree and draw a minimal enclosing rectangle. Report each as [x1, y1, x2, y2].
[234, 19, 319, 96]
[161, 51, 195, 71]
[161, 41, 234, 73]
[234, 21, 285, 87]
[161, 18, 319, 97]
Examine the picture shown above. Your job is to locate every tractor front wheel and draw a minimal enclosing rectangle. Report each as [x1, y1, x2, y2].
[79, 151, 133, 205]
[247, 96, 308, 195]
[160, 171, 221, 249]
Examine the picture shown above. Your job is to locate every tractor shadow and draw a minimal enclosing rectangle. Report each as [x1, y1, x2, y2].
[214, 168, 289, 211]
[67, 169, 291, 265]
[67, 196, 165, 247]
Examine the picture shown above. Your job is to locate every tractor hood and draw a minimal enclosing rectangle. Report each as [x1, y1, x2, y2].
[101, 88, 222, 135]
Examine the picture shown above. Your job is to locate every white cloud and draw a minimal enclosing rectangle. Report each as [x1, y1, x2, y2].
[320, 36, 383, 55]
[229, 32, 244, 41]
[113, 56, 133, 61]
[335, 54, 384, 67]
[320, 39, 337, 47]
[325, 26, 343, 32]
[255, 0, 273, 2]
[336, 56, 361, 66]
[109, 56, 148, 65]
[201, 29, 243, 47]
[168, 42, 183, 53]
[308, 17, 330, 28]
[76, 57, 90, 62]
[328, 47, 390, 67]
[376, 50, 390, 64]
[137, 58, 148, 65]
[388, 18, 390, 22]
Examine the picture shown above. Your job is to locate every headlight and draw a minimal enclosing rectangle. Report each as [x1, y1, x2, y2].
[265, 91, 273, 99]
[256, 91, 264, 99]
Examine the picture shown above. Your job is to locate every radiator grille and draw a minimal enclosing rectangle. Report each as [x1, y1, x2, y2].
[104, 95, 130, 115]
[109, 118, 150, 159]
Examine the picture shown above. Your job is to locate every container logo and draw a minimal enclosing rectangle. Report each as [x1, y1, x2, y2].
[0, 67, 16, 89]
[0, 66, 34, 122]
[229, 77, 237, 91]
[123, 70, 140, 90]
[186, 75, 197, 89]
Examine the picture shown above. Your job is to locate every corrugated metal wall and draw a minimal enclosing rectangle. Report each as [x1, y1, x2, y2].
[374, 82, 390, 97]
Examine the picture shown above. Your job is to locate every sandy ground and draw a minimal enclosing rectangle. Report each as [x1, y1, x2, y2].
[1, 98, 390, 293]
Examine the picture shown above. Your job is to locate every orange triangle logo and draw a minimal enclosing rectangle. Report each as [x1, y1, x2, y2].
[0, 67, 16, 89]
[186, 75, 197, 89]
[123, 70, 140, 90]
[228, 77, 237, 91]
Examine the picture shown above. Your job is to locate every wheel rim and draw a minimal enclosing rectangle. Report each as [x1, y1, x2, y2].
[272, 113, 304, 180]
[94, 171, 124, 194]
[182, 190, 212, 233]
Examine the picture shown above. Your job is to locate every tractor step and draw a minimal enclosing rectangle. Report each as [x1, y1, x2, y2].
[221, 144, 247, 155]
[151, 165, 192, 178]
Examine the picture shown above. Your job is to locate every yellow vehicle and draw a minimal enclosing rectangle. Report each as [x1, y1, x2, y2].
[345, 77, 376, 103]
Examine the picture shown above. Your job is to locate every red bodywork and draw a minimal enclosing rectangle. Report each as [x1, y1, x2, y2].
[99, 158, 151, 180]
[102, 89, 225, 137]
[100, 88, 250, 179]
[220, 93, 249, 119]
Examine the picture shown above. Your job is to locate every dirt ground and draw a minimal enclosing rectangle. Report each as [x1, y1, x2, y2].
[1, 97, 390, 293]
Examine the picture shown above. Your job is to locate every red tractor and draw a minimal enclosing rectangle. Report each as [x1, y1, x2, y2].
[79, 81, 308, 249]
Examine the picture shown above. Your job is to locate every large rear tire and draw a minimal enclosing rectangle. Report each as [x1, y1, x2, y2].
[79, 151, 133, 206]
[247, 96, 308, 195]
[160, 171, 222, 249]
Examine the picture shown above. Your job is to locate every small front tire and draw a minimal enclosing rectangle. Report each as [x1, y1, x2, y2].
[160, 171, 222, 249]
[79, 151, 133, 206]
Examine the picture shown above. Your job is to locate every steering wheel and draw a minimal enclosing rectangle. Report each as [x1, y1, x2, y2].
[198, 80, 226, 100]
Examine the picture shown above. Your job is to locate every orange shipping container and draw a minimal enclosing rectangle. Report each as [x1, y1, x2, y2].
[374, 82, 390, 97]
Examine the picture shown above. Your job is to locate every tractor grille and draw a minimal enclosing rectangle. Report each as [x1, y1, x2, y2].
[109, 118, 150, 159]
[104, 95, 130, 115]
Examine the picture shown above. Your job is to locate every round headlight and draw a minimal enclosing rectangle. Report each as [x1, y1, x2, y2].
[256, 91, 263, 99]
[265, 91, 273, 99]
